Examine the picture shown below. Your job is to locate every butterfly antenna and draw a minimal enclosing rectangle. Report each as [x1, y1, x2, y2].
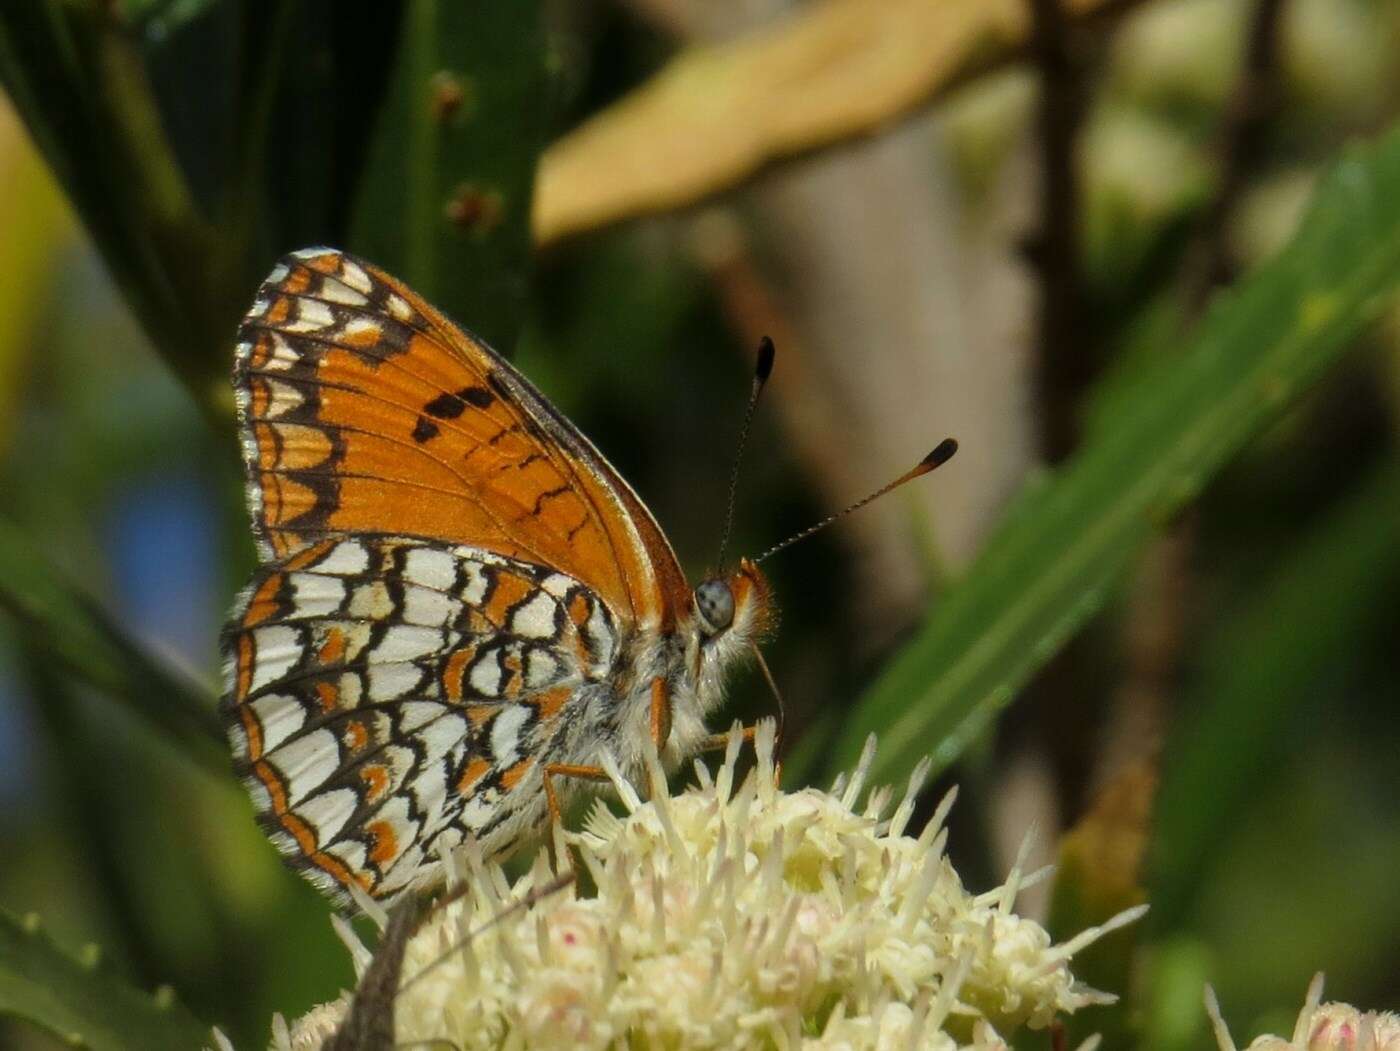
[717, 336, 777, 569]
[753, 438, 958, 564]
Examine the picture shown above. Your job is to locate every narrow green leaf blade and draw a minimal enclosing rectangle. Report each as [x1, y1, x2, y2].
[350, 0, 549, 351]
[835, 125, 1400, 786]
[0, 4, 187, 372]
[1149, 461, 1400, 929]
[0, 910, 210, 1051]
[0, 3, 232, 414]
[238, 2, 403, 253]
[0, 517, 224, 774]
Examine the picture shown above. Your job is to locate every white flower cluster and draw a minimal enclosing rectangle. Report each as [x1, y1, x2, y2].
[1208, 975, 1400, 1051]
[276, 725, 1142, 1051]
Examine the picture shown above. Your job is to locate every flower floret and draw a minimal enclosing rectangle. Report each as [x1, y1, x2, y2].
[279, 724, 1141, 1051]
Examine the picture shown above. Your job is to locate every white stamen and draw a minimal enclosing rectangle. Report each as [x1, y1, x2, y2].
[888, 756, 932, 838]
[842, 733, 878, 809]
[332, 916, 373, 982]
[1204, 985, 1236, 1051]
[997, 823, 1039, 915]
[345, 882, 388, 931]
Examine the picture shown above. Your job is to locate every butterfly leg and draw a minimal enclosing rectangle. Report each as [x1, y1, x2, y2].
[542, 677, 673, 827]
[542, 678, 669, 874]
[648, 677, 672, 758]
[542, 762, 611, 826]
[694, 724, 782, 784]
[541, 762, 609, 877]
[695, 726, 757, 753]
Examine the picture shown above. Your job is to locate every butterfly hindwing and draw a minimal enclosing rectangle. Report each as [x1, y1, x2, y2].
[222, 534, 618, 903]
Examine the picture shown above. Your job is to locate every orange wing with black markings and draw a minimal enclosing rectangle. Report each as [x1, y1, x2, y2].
[233, 248, 689, 625]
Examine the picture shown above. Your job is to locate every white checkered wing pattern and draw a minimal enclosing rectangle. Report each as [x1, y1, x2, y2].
[222, 534, 618, 904]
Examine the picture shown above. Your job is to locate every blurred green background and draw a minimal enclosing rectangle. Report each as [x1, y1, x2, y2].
[1, 0, 1399, 1048]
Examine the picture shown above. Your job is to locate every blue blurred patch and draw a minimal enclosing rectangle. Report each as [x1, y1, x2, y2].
[103, 472, 220, 667]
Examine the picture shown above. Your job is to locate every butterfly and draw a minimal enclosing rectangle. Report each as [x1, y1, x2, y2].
[220, 248, 776, 907]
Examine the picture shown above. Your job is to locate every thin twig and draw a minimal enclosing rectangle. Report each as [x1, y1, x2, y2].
[1183, 0, 1289, 313]
[1027, 0, 1090, 463]
[1021, 0, 1102, 799]
[324, 896, 431, 1051]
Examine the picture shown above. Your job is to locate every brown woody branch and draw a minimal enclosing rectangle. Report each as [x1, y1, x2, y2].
[1182, 0, 1289, 312]
[1027, 0, 1090, 463]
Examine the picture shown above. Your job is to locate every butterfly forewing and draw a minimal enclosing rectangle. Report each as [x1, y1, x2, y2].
[223, 535, 619, 903]
[234, 248, 688, 624]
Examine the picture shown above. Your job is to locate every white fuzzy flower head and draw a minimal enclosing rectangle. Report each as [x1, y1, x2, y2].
[278, 724, 1143, 1051]
[1207, 975, 1400, 1051]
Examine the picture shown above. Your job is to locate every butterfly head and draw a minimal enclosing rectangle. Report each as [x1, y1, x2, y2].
[693, 558, 773, 646]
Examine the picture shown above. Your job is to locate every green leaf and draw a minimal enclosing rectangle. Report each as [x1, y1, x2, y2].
[0, 3, 199, 392]
[0, 910, 210, 1051]
[0, 3, 407, 418]
[0, 516, 224, 775]
[1148, 461, 1400, 929]
[0, 2, 230, 406]
[236, 3, 404, 253]
[833, 123, 1400, 787]
[350, 0, 549, 351]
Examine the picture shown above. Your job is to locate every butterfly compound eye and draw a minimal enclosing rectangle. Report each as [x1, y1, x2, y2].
[694, 578, 735, 636]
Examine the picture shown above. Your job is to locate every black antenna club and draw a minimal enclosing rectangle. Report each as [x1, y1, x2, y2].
[716, 337, 776, 569]
[753, 438, 958, 564]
